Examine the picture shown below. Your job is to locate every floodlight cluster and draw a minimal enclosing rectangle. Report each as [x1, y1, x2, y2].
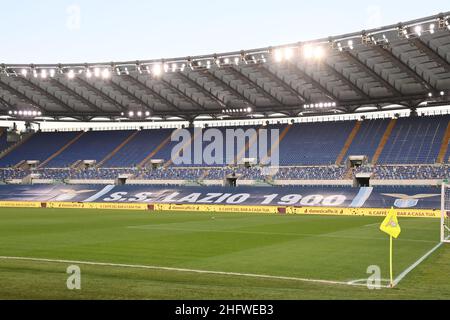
[398, 20, 445, 39]
[428, 91, 446, 98]
[8, 110, 42, 117]
[121, 111, 151, 118]
[303, 102, 337, 109]
[222, 107, 252, 114]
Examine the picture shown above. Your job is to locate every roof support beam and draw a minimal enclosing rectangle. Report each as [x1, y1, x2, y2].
[341, 50, 403, 97]
[205, 68, 258, 109]
[109, 76, 156, 113]
[258, 63, 309, 103]
[0, 95, 11, 110]
[53, 77, 105, 113]
[75, 77, 127, 113]
[0, 79, 49, 112]
[21, 77, 77, 113]
[175, 71, 226, 108]
[322, 60, 371, 100]
[287, 61, 339, 102]
[372, 44, 439, 93]
[227, 65, 284, 107]
[158, 76, 207, 111]
[126, 74, 182, 112]
[410, 37, 450, 73]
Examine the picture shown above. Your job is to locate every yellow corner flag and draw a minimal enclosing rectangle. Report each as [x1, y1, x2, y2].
[380, 207, 401, 288]
[380, 207, 401, 239]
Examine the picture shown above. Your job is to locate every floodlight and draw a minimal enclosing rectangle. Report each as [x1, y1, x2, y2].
[153, 64, 162, 76]
[415, 25, 422, 36]
[303, 45, 314, 59]
[102, 68, 110, 79]
[284, 47, 294, 60]
[314, 46, 324, 59]
[430, 23, 435, 34]
[68, 70, 75, 79]
[348, 40, 354, 50]
[274, 49, 283, 62]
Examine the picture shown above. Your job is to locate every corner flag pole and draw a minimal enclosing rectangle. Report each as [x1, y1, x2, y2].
[389, 235, 393, 288]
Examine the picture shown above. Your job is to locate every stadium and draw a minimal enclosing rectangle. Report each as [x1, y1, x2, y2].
[1, 8, 450, 301]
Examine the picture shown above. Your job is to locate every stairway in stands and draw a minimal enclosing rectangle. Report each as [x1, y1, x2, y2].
[261, 124, 292, 165]
[38, 131, 86, 168]
[96, 130, 139, 168]
[139, 132, 174, 168]
[234, 126, 262, 165]
[335, 121, 362, 165]
[371, 119, 397, 165]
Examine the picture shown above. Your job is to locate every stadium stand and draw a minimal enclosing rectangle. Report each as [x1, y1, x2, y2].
[377, 115, 449, 164]
[342, 119, 390, 162]
[1, 114, 450, 183]
[354, 164, 449, 180]
[0, 131, 81, 167]
[278, 121, 354, 165]
[44, 130, 133, 168]
[0, 128, 9, 153]
[103, 129, 173, 168]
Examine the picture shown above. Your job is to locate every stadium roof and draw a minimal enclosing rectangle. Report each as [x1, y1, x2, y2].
[1, 12, 450, 122]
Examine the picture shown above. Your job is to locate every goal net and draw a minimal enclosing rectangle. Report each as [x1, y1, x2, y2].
[441, 183, 450, 243]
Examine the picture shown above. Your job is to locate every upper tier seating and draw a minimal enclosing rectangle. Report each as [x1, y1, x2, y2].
[278, 121, 354, 165]
[377, 115, 449, 164]
[45, 130, 132, 168]
[344, 119, 389, 161]
[103, 129, 173, 167]
[0, 131, 81, 167]
[1, 115, 449, 170]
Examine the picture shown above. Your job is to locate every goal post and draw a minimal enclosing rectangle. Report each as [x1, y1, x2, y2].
[441, 183, 450, 243]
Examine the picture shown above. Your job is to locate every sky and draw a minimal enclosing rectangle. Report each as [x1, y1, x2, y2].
[1, 0, 449, 64]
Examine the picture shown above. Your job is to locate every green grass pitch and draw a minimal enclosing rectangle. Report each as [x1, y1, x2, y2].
[0, 207, 449, 299]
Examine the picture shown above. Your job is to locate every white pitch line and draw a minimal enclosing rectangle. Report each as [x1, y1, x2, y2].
[393, 238, 448, 287]
[0, 255, 368, 288]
